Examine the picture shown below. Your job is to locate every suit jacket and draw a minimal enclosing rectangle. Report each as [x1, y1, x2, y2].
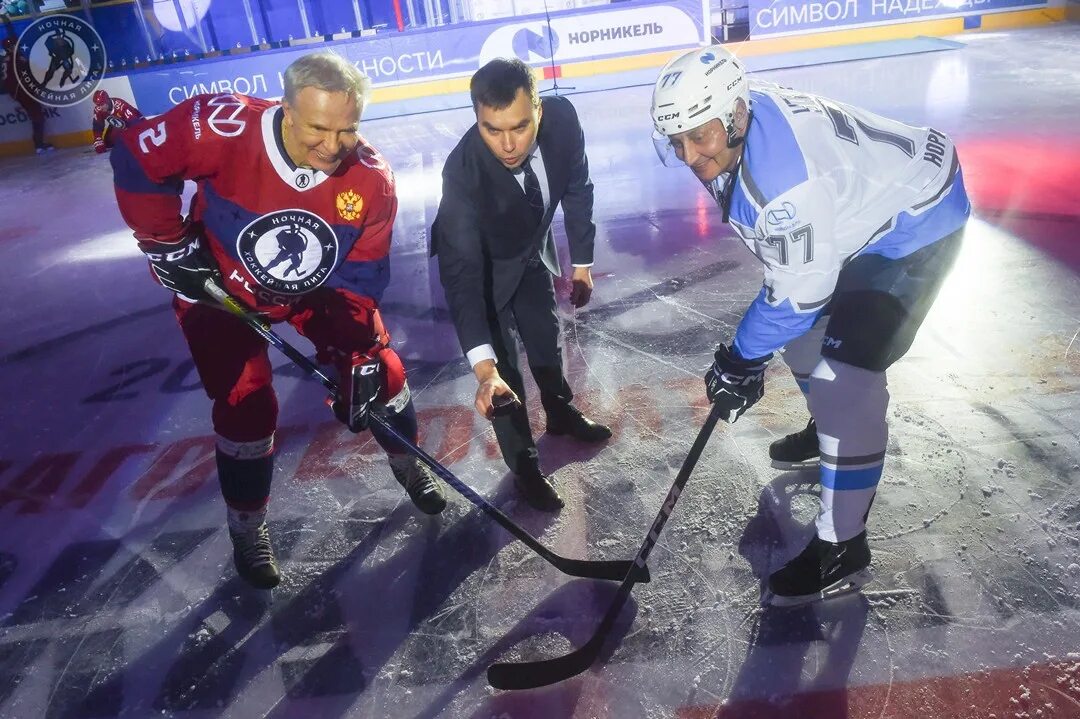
[430, 94, 596, 355]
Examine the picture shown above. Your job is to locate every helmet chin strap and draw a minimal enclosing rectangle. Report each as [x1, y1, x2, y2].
[704, 156, 743, 223]
[719, 159, 741, 223]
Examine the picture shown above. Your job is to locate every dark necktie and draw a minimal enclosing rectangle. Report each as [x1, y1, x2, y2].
[522, 157, 544, 225]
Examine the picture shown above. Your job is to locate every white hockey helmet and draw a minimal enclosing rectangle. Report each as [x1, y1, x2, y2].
[650, 45, 750, 164]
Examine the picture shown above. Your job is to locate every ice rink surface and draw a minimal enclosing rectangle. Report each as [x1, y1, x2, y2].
[1, 24, 1079, 719]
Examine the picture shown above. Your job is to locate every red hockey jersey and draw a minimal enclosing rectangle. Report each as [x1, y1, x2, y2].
[111, 93, 397, 324]
[93, 95, 143, 148]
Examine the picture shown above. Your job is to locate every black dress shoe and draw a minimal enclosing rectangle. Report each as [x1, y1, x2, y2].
[546, 412, 612, 443]
[514, 468, 564, 511]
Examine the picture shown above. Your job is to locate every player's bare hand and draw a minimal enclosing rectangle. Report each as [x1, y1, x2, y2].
[570, 266, 593, 308]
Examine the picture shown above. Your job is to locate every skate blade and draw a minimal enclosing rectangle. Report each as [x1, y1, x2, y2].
[768, 568, 872, 607]
[249, 587, 275, 612]
[770, 458, 820, 471]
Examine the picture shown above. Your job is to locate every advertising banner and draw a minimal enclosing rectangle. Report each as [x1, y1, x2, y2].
[479, 3, 705, 66]
[749, 0, 1048, 38]
[124, 0, 706, 116]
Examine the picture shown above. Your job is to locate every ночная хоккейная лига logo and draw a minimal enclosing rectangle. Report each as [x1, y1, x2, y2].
[15, 15, 106, 107]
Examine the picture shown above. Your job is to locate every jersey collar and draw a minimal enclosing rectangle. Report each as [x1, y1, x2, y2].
[262, 105, 332, 192]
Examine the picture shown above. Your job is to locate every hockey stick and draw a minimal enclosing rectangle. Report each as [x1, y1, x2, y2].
[202, 280, 649, 584]
[486, 401, 723, 690]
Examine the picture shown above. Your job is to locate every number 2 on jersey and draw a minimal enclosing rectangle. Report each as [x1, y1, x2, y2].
[138, 121, 167, 153]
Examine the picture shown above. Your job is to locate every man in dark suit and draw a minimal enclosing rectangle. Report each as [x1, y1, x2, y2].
[431, 58, 611, 511]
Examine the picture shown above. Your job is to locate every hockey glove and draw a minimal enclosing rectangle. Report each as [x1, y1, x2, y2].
[704, 344, 771, 423]
[332, 352, 384, 433]
[93, 139, 107, 154]
[139, 227, 220, 302]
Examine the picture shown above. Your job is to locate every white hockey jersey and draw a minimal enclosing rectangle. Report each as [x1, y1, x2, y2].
[719, 84, 970, 359]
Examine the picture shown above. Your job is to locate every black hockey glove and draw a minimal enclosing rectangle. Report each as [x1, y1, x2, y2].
[138, 227, 220, 302]
[332, 353, 384, 433]
[704, 344, 771, 424]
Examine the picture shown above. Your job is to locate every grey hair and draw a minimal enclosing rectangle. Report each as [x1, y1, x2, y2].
[283, 52, 372, 112]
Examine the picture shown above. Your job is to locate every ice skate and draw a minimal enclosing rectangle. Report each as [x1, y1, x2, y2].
[229, 521, 280, 590]
[389, 454, 447, 515]
[767, 531, 872, 607]
[769, 419, 820, 469]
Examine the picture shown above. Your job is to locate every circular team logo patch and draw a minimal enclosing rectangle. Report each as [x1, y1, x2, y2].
[237, 210, 339, 295]
[15, 15, 106, 107]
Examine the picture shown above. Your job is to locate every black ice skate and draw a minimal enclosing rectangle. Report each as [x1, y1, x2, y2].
[769, 418, 819, 469]
[767, 531, 872, 607]
[230, 522, 280, 590]
[389, 454, 447, 515]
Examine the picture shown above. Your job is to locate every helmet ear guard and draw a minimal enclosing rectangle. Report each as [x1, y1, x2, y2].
[725, 99, 751, 149]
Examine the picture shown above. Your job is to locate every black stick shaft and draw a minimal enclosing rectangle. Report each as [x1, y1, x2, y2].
[203, 282, 647, 583]
[487, 402, 723, 690]
[367, 412, 646, 582]
[586, 401, 723, 637]
[630, 402, 723, 569]
[204, 283, 338, 392]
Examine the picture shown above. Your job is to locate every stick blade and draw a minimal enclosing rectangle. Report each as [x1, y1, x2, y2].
[487, 638, 602, 690]
[558, 558, 649, 583]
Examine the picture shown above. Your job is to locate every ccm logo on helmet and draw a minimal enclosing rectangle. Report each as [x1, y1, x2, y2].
[657, 112, 680, 121]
